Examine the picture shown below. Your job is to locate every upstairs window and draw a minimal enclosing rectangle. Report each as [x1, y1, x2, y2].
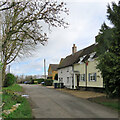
[88, 52, 96, 61]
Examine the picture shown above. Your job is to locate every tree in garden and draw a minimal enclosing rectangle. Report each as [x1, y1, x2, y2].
[95, 1, 120, 98]
[0, 1, 68, 83]
[54, 73, 58, 80]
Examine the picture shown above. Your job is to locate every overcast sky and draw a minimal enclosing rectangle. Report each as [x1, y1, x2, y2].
[10, 0, 118, 76]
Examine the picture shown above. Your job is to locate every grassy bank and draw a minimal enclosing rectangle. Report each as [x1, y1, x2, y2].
[2, 84, 32, 118]
[88, 96, 120, 111]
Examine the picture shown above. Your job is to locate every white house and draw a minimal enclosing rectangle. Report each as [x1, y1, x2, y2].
[58, 43, 104, 90]
[58, 44, 79, 89]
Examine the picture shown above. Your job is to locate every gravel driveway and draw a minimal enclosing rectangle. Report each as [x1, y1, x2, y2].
[20, 84, 119, 119]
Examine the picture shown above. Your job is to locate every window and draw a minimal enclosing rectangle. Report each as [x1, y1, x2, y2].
[88, 52, 96, 61]
[67, 68, 69, 72]
[59, 78, 63, 83]
[79, 55, 86, 64]
[67, 77, 69, 83]
[80, 74, 85, 81]
[89, 73, 96, 81]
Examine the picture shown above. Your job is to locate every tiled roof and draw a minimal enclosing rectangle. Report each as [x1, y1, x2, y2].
[58, 44, 97, 69]
[49, 64, 59, 71]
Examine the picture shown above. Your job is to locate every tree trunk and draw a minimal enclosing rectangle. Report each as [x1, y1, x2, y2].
[2, 63, 7, 86]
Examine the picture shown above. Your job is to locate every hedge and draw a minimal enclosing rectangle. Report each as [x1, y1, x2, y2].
[4, 73, 16, 87]
[44, 79, 53, 86]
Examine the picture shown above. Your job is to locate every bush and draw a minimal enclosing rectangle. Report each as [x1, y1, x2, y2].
[54, 73, 58, 80]
[44, 79, 53, 86]
[4, 73, 16, 87]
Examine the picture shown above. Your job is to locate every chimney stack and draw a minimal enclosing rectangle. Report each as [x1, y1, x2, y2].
[72, 44, 77, 54]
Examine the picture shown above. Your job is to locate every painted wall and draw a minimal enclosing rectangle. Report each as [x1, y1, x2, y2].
[74, 59, 103, 88]
[58, 66, 73, 89]
[52, 71, 58, 80]
[48, 66, 52, 76]
[48, 66, 58, 80]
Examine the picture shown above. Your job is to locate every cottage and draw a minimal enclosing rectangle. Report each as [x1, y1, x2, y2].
[58, 44, 104, 90]
[48, 64, 59, 80]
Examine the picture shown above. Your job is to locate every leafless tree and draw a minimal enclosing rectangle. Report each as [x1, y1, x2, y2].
[1, 1, 68, 83]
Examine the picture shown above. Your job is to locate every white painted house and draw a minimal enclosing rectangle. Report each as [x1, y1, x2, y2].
[58, 44, 79, 89]
[58, 66, 73, 89]
[58, 44, 104, 90]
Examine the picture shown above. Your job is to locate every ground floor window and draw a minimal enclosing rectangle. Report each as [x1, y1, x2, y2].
[89, 73, 96, 81]
[59, 77, 63, 83]
[67, 77, 69, 83]
[80, 74, 85, 81]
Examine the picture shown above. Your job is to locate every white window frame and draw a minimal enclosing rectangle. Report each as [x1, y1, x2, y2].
[79, 55, 86, 64]
[80, 74, 85, 81]
[89, 73, 96, 81]
[88, 52, 96, 61]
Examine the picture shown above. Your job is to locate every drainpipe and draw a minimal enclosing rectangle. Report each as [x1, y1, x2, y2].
[85, 61, 88, 91]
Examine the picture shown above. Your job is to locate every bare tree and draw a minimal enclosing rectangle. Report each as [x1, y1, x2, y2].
[1, 1, 68, 83]
[0, 2, 20, 11]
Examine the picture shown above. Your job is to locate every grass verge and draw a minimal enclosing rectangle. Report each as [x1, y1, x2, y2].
[3, 84, 23, 92]
[88, 96, 120, 111]
[2, 84, 32, 119]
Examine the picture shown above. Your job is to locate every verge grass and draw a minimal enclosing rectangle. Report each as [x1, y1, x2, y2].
[2, 84, 32, 118]
[3, 84, 22, 92]
[88, 96, 120, 111]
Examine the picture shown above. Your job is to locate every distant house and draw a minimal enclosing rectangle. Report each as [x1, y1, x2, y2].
[48, 64, 59, 80]
[58, 44, 103, 90]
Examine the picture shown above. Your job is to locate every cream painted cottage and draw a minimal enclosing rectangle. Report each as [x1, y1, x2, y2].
[58, 44, 104, 90]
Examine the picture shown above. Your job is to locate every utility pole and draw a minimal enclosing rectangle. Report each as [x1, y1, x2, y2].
[44, 59, 46, 79]
[8, 65, 10, 73]
[85, 61, 88, 91]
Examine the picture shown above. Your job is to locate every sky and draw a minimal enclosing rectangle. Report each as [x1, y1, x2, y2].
[10, 0, 118, 76]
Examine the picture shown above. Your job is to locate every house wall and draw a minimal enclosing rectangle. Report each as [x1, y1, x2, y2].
[52, 71, 58, 80]
[74, 59, 103, 88]
[48, 66, 52, 76]
[58, 66, 73, 89]
[48, 66, 58, 80]
[74, 63, 86, 87]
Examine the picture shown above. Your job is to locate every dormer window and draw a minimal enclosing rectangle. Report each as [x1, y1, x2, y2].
[79, 55, 86, 64]
[88, 52, 96, 61]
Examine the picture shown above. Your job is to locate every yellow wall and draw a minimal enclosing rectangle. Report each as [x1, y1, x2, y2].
[52, 71, 58, 80]
[48, 66, 58, 80]
[74, 60, 103, 88]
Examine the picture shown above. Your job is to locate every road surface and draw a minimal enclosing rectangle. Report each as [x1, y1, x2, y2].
[20, 84, 119, 119]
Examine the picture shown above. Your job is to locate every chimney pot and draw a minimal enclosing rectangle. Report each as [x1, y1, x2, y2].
[72, 44, 77, 54]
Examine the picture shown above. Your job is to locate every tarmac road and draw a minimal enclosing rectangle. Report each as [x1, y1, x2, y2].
[20, 84, 119, 119]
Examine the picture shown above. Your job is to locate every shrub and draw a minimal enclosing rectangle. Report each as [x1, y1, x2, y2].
[54, 73, 58, 80]
[4, 73, 16, 87]
[44, 79, 53, 86]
